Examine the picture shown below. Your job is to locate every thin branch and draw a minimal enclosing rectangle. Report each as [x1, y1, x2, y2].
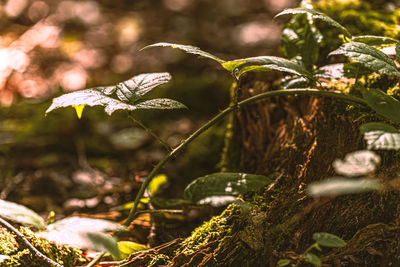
[0, 217, 62, 267]
[86, 252, 104, 267]
[124, 89, 367, 227]
[135, 209, 183, 215]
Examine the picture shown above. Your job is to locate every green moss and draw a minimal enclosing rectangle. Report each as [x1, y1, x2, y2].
[179, 204, 240, 254]
[0, 226, 85, 267]
[148, 254, 171, 266]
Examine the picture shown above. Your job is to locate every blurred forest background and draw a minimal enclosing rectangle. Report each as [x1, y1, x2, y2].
[0, 0, 296, 245]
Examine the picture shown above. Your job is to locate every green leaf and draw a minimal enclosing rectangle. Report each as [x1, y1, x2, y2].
[86, 232, 120, 260]
[352, 35, 398, 46]
[313, 232, 346, 248]
[221, 60, 247, 72]
[115, 72, 171, 103]
[0, 199, 46, 230]
[46, 72, 185, 116]
[46, 89, 140, 115]
[332, 150, 380, 177]
[318, 63, 374, 80]
[360, 122, 400, 150]
[226, 56, 314, 80]
[277, 259, 291, 266]
[142, 42, 225, 63]
[133, 98, 187, 110]
[275, 8, 351, 38]
[307, 177, 381, 197]
[46, 91, 185, 116]
[148, 174, 168, 197]
[329, 42, 400, 77]
[360, 86, 400, 123]
[184, 172, 277, 205]
[118, 241, 147, 259]
[360, 122, 398, 134]
[303, 252, 321, 266]
[396, 42, 400, 62]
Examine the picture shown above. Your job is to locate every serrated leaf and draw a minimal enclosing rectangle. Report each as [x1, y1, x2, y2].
[226, 56, 313, 80]
[329, 42, 400, 77]
[184, 172, 277, 204]
[115, 73, 171, 103]
[304, 252, 321, 266]
[352, 35, 398, 46]
[360, 122, 400, 150]
[133, 98, 187, 110]
[118, 241, 147, 259]
[46, 91, 185, 116]
[275, 8, 351, 38]
[313, 232, 346, 248]
[332, 150, 380, 177]
[148, 174, 168, 197]
[142, 42, 224, 63]
[277, 259, 291, 266]
[0, 199, 46, 230]
[87, 232, 120, 260]
[360, 86, 400, 123]
[307, 177, 381, 197]
[46, 89, 140, 116]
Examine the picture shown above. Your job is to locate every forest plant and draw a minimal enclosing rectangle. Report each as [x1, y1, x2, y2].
[3, 1, 400, 264]
[278, 232, 346, 266]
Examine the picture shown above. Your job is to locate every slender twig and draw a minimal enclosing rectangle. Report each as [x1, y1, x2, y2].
[124, 89, 367, 227]
[86, 252, 104, 267]
[127, 111, 171, 151]
[135, 209, 183, 215]
[0, 217, 62, 267]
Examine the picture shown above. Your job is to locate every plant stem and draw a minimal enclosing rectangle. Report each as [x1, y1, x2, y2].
[219, 82, 239, 172]
[124, 89, 367, 227]
[127, 112, 171, 151]
[85, 253, 104, 267]
[0, 217, 62, 267]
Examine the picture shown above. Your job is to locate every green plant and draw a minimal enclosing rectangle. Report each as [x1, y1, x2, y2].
[278, 232, 346, 266]
[4, 0, 400, 264]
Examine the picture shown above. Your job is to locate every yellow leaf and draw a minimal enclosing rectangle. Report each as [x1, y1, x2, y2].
[117, 241, 147, 259]
[72, 105, 85, 119]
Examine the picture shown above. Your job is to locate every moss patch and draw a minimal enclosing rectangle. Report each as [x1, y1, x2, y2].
[178, 204, 240, 254]
[0, 226, 85, 266]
